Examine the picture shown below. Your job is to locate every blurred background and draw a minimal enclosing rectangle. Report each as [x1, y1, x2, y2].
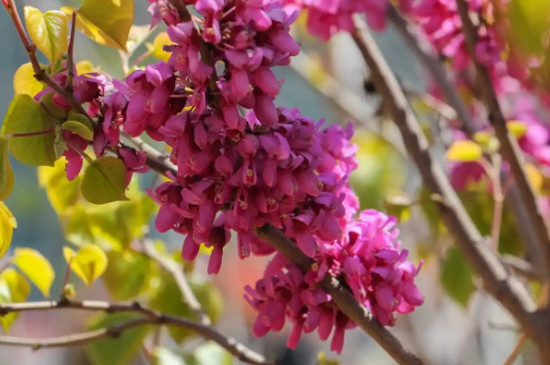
[0, 1, 532, 364]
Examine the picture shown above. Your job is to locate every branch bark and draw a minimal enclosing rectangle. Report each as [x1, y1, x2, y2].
[0, 300, 270, 365]
[350, 14, 550, 359]
[454, 0, 550, 282]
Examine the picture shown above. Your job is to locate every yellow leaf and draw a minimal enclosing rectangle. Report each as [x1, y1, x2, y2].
[507, 120, 528, 139]
[0, 137, 14, 201]
[148, 32, 172, 62]
[473, 131, 500, 152]
[75, 60, 95, 74]
[12, 248, 54, 297]
[525, 164, 543, 192]
[38, 158, 82, 214]
[0, 269, 30, 332]
[0, 203, 16, 259]
[61, 0, 134, 51]
[64, 244, 108, 286]
[24, 7, 68, 62]
[446, 140, 483, 162]
[13, 63, 43, 96]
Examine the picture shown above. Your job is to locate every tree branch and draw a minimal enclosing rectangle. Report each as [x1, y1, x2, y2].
[0, 300, 270, 365]
[255, 225, 424, 365]
[140, 239, 211, 326]
[454, 0, 550, 282]
[387, 6, 476, 135]
[349, 14, 550, 358]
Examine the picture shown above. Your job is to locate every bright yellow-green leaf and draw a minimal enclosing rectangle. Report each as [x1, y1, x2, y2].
[507, 120, 528, 139]
[0, 269, 30, 332]
[446, 140, 483, 162]
[0, 203, 16, 259]
[509, 0, 550, 55]
[61, 0, 134, 51]
[24, 7, 68, 62]
[0, 137, 14, 201]
[525, 163, 543, 192]
[62, 120, 94, 141]
[76, 60, 95, 74]
[1, 94, 56, 166]
[38, 158, 82, 214]
[153, 347, 186, 365]
[13, 63, 43, 96]
[103, 251, 151, 300]
[64, 245, 108, 286]
[148, 32, 172, 62]
[81, 156, 128, 204]
[12, 248, 55, 297]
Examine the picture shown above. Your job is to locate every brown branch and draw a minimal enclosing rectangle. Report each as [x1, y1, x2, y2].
[255, 225, 424, 365]
[122, 133, 176, 176]
[168, 0, 191, 22]
[349, 14, 550, 358]
[454, 0, 550, 283]
[0, 300, 270, 365]
[65, 11, 77, 91]
[141, 239, 211, 325]
[387, 6, 476, 135]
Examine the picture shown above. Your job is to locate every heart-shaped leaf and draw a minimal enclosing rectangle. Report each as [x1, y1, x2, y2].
[64, 244, 108, 286]
[24, 7, 68, 62]
[12, 248, 55, 297]
[81, 156, 128, 204]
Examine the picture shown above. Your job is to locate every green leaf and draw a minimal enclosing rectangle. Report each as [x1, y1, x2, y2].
[0, 269, 30, 332]
[24, 7, 68, 62]
[62, 120, 94, 141]
[38, 158, 82, 214]
[103, 250, 150, 300]
[63, 244, 108, 286]
[61, 0, 134, 51]
[384, 190, 411, 222]
[440, 246, 475, 307]
[445, 140, 483, 162]
[86, 312, 150, 365]
[148, 32, 172, 62]
[150, 272, 223, 343]
[0, 203, 16, 259]
[0, 137, 14, 201]
[12, 248, 55, 297]
[153, 347, 186, 365]
[81, 156, 128, 204]
[191, 342, 233, 365]
[13, 63, 43, 96]
[317, 352, 340, 365]
[1, 94, 56, 166]
[509, 0, 550, 55]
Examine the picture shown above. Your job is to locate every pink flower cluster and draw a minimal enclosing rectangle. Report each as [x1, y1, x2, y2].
[41, 0, 423, 353]
[137, 0, 422, 351]
[280, 0, 390, 40]
[245, 210, 423, 353]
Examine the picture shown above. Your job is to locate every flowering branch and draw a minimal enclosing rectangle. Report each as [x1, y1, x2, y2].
[349, 14, 550, 359]
[255, 224, 424, 365]
[454, 0, 550, 282]
[0, 300, 270, 365]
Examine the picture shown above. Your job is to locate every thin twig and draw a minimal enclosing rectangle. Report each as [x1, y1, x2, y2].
[255, 224, 424, 365]
[141, 240, 211, 326]
[0, 300, 270, 364]
[122, 133, 177, 176]
[387, 6, 476, 135]
[65, 11, 77, 91]
[350, 14, 550, 357]
[455, 0, 550, 283]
